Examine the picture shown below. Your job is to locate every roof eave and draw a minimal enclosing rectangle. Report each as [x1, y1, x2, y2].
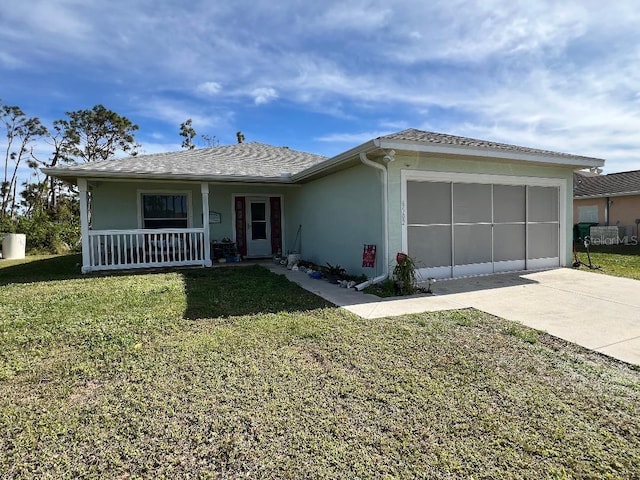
[291, 140, 378, 182]
[41, 168, 295, 184]
[574, 190, 640, 199]
[376, 138, 605, 168]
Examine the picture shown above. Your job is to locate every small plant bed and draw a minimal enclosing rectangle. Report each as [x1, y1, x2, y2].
[322, 263, 346, 284]
[292, 260, 365, 287]
[365, 252, 431, 297]
[364, 278, 432, 297]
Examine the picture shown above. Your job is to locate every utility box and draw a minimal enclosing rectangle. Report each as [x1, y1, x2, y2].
[589, 226, 620, 245]
[574, 222, 598, 242]
[1, 233, 26, 259]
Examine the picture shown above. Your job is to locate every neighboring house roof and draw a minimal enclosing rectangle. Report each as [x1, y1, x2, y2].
[574, 169, 640, 198]
[43, 128, 605, 183]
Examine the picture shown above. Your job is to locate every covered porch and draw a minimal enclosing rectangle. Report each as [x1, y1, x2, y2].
[78, 179, 213, 273]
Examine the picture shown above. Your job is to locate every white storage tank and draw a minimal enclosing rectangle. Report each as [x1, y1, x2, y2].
[2, 233, 26, 259]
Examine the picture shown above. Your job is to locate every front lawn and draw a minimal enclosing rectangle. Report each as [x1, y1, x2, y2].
[574, 243, 640, 280]
[1, 256, 639, 478]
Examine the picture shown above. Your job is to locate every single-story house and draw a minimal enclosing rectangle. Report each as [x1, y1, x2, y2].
[574, 169, 640, 237]
[44, 128, 604, 282]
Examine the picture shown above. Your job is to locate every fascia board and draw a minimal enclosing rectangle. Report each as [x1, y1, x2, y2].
[41, 168, 294, 184]
[291, 140, 377, 181]
[375, 139, 605, 168]
[574, 191, 640, 200]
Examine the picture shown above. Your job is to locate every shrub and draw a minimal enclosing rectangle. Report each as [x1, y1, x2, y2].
[393, 252, 418, 295]
[8, 201, 80, 254]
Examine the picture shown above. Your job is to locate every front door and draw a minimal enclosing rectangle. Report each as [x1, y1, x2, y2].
[246, 197, 271, 257]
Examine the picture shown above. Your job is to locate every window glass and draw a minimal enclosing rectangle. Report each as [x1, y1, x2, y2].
[251, 202, 266, 221]
[142, 194, 188, 229]
[578, 205, 598, 223]
[252, 222, 267, 240]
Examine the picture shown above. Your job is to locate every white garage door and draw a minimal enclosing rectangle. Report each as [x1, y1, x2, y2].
[406, 179, 561, 279]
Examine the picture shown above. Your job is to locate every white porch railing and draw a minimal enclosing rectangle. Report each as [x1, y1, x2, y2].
[86, 228, 207, 272]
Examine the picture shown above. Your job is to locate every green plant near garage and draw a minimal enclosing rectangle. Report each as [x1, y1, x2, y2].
[393, 252, 418, 295]
[323, 262, 347, 284]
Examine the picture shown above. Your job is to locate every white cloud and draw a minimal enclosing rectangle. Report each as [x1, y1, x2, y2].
[251, 87, 278, 105]
[130, 96, 234, 132]
[196, 82, 222, 96]
[3, 0, 640, 171]
[313, 2, 392, 30]
[0, 51, 25, 69]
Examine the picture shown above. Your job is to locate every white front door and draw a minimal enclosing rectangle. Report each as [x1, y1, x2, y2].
[246, 197, 271, 257]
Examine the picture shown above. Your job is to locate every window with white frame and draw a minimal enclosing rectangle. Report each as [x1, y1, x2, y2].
[577, 205, 598, 223]
[141, 194, 189, 229]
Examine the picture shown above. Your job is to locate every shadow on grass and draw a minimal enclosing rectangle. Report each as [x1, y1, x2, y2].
[0, 254, 84, 285]
[0, 254, 181, 285]
[0, 256, 333, 319]
[181, 265, 332, 319]
[575, 243, 640, 256]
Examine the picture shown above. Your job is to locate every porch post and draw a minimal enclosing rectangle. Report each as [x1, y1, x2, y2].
[201, 183, 212, 267]
[78, 178, 91, 273]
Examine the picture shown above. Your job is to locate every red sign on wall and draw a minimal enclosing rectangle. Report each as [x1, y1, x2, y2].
[362, 244, 376, 268]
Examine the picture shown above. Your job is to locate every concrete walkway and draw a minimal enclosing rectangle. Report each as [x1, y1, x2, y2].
[268, 265, 640, 366]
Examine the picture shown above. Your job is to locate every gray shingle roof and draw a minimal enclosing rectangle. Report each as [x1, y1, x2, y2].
[51, 142, 328, 179]
[45, 128, 604, 182]
[380, 128, 604, 163]
[574, 170, 640, 197]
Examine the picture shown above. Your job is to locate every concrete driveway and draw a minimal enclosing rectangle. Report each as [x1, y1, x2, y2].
[273, 266, 640, 366]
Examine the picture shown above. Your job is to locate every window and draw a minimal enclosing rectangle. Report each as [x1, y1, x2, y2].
[141, 194, 189, 229]
[578, 205, 599, 223]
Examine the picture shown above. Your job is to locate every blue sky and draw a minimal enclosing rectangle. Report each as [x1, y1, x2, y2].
[2, 0, 640, 182]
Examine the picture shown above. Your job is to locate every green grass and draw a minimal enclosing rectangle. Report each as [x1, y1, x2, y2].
[574, 243, 640, 280]
[1, 255, 640, 478]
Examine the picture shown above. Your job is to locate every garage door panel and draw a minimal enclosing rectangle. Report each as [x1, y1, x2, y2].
[417, 266, 452, 280]
[406, 177, 562, 279]
[494, 224, 526, 261]
[494, 185, 525, 223]
[528, 223, 559, 260]
[494, 259, 526, 273]
[407, 181, 451, 225]
[408, 225, 451, 268]
[529, 186, 559, 222]
[453, 262, 493, 277]
[453, 183, 491, 223]
[454, 224, 492, 265]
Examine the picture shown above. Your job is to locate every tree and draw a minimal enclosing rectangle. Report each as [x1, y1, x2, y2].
[54, 104, 139, 163]
[179, 118, 197, 150]
[19, 179, 48, 216]
[200, 134, 219, 148]
[1, 102, 48, 218]
[179, 118, 219, 149]
[38, 121, 76, 210]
